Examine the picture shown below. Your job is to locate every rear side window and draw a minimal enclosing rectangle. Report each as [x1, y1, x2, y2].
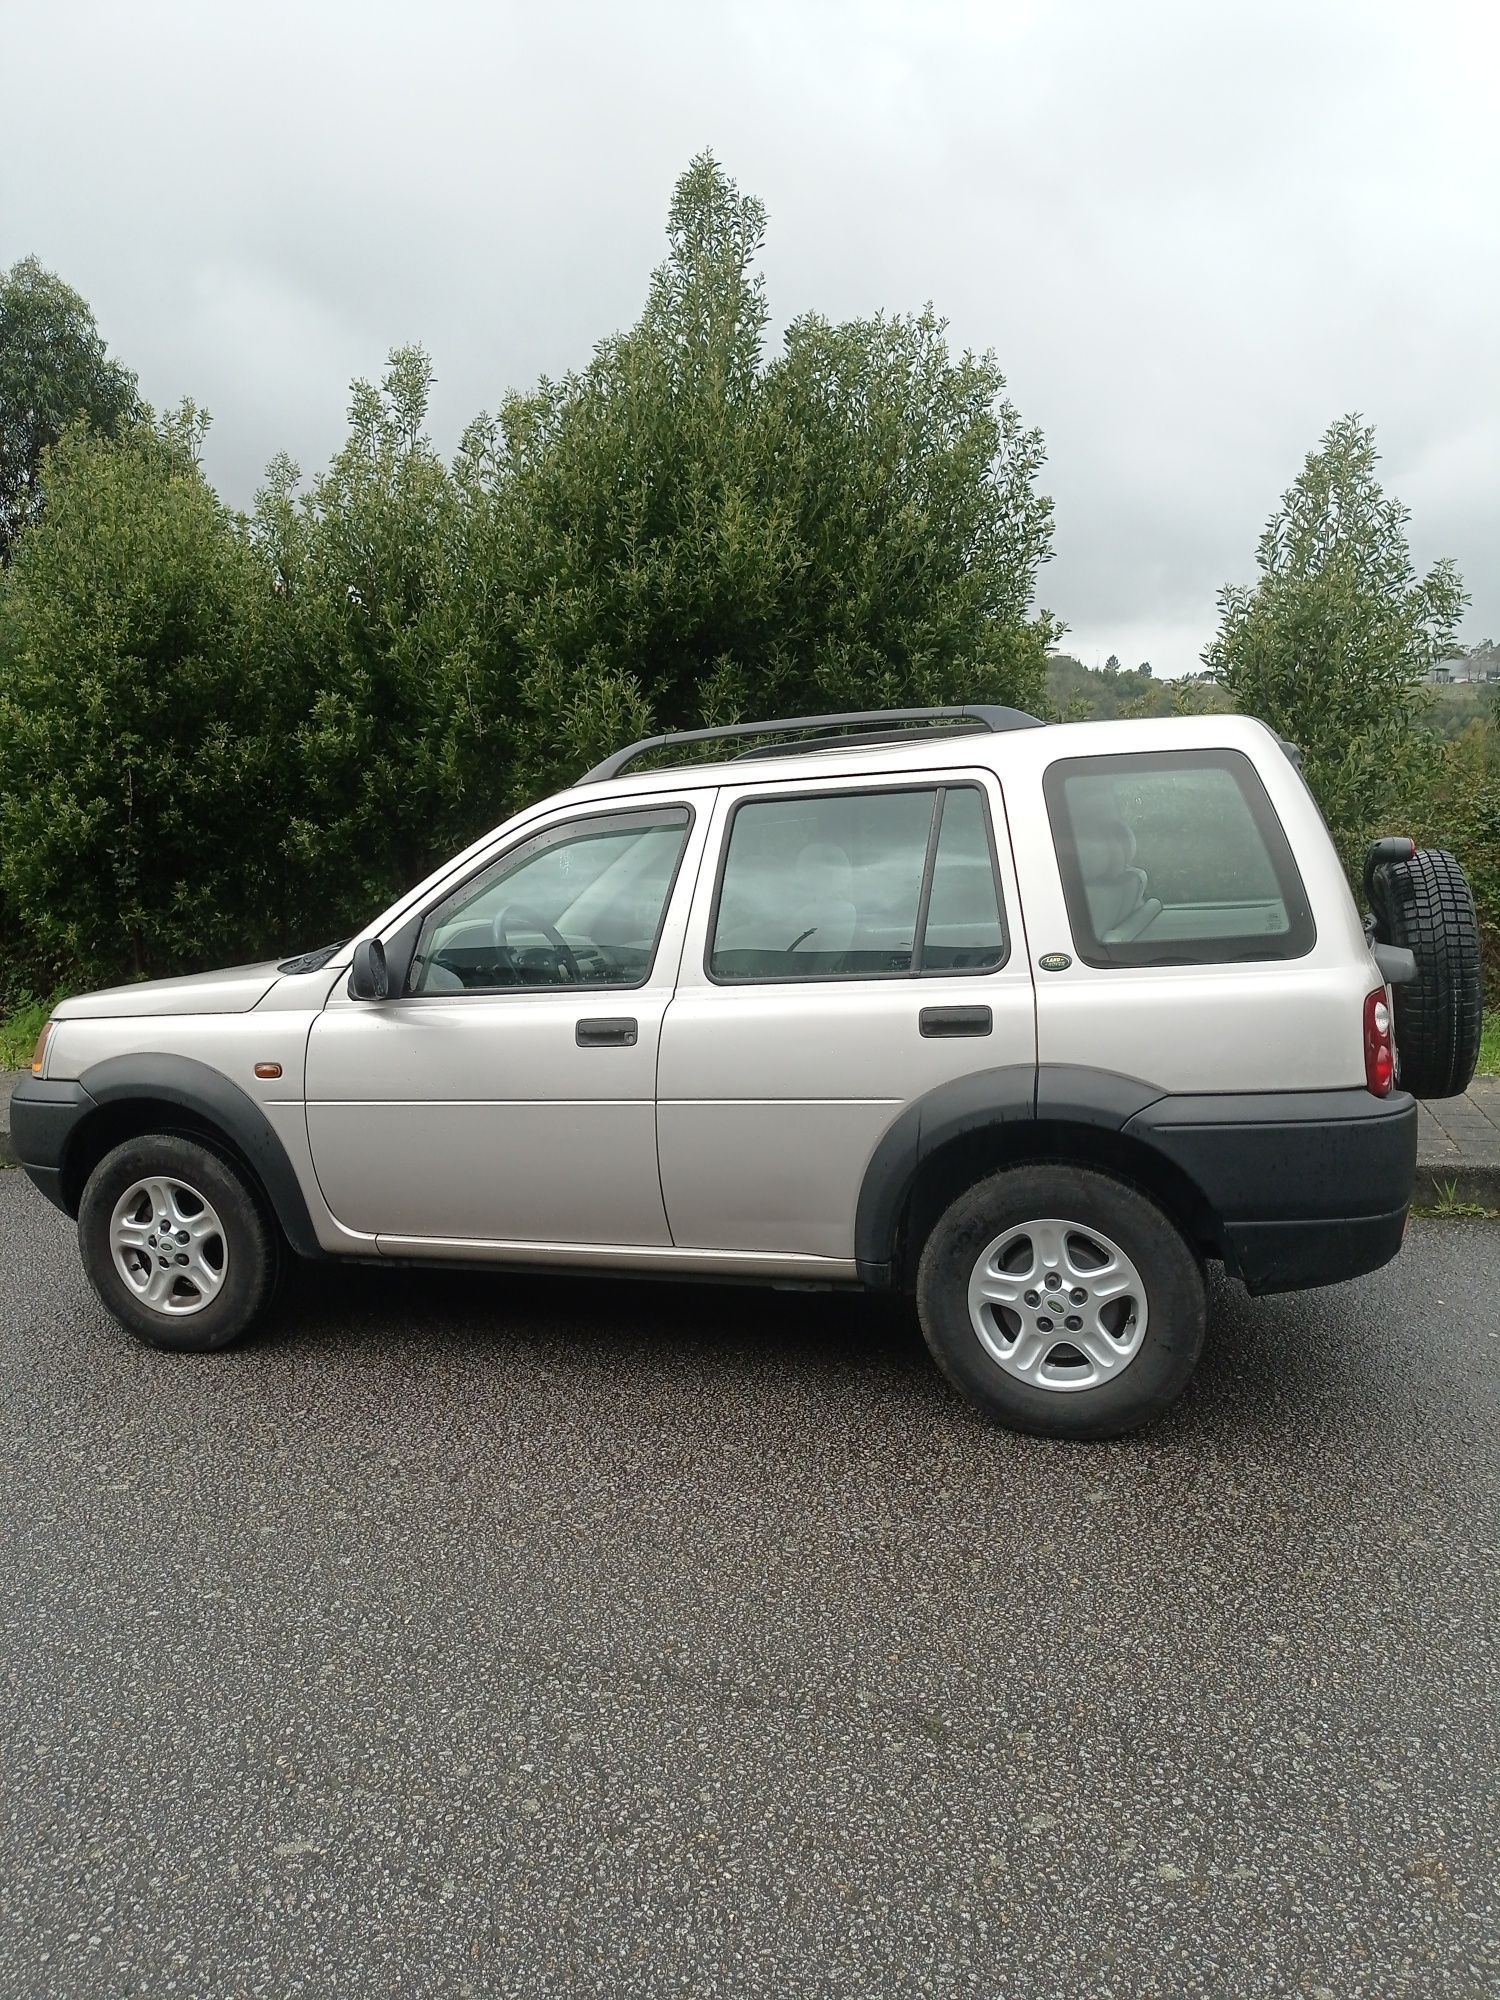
[1043, 749, 1315, 966]
[709, 784, 1007, 982]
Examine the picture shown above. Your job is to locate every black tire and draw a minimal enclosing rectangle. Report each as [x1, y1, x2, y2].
[78, 1134, 281, 1353]
[915, 1164, 1206, 1440]
[1371, 847, 1484, 1100]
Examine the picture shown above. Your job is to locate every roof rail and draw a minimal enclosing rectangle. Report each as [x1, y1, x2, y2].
[577, 704, 1045, 785]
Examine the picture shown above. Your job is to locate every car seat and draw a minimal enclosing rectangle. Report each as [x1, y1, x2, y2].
[1073, 811, 1162, 944]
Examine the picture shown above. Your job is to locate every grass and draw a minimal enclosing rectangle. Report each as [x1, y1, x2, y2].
[1478, 1012, 1500, 1078]
[0, 992, 67, 1071]
[1414, 1177, 1500, 1221]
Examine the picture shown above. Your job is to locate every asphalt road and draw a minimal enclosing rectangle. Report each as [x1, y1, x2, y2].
[2, 1170, 1496, 2000]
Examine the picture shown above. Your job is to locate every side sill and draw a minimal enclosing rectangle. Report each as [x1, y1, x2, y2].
[373, 1234, 860, 1281]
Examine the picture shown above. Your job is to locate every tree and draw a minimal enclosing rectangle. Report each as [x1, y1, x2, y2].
[0, 257, 140, 563]
[255, 347, 477, 937]
[1205, 415, 1467, 860]
[0, 410, 287, 983]
[0, 153, 1065, 990]
[455, 152, 1058, 807]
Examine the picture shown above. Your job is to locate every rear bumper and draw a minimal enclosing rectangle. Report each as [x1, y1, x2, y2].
[1125, 1087, 1418, 1296]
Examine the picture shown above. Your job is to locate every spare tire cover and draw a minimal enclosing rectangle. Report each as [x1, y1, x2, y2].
[1370, 847, 1484, 1100]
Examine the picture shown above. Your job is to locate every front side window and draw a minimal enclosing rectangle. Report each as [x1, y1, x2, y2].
[709, 784, 1007, 982]
[408, 805, 691, 994]
[1043, 749, 1315, 967]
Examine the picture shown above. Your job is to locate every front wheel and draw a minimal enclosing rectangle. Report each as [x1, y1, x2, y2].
[916, 1165, 1206, 1439]
[78, 1134, 280, 1352]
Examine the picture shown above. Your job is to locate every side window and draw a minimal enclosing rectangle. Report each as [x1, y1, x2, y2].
[408, 805, 691, 994]
[708, 784, 1007, 982]
[1043, 749, 1315, 967]
[921, 787, 1006, 972]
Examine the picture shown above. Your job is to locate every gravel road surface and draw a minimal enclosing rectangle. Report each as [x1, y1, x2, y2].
[2, 1170, 1496, 1998]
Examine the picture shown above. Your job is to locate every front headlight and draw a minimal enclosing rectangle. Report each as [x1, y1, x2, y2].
[31, 1020, 54, 1077]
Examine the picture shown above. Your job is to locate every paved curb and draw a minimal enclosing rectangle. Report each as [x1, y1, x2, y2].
[1414, 1164, 1500, 1209]
[3, 1066, 1498, 1208]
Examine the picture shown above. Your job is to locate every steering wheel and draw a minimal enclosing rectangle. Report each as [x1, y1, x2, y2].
[492, 904, 582, 983]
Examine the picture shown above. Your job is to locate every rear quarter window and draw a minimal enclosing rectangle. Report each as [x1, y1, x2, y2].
[1043, 748, 1316, 967]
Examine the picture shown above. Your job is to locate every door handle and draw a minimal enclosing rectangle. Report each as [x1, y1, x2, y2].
[919, 1005, 992, 1038]
[576, 1016, 639, 1048]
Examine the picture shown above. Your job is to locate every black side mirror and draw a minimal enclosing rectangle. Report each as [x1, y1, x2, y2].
[349, 937, 389, 1001]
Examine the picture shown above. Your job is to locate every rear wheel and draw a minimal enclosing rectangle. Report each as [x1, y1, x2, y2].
[916, 1164, 1205, 1439]
[1370, 846, 1484, 1100]
[78, 1134, 280, 1352]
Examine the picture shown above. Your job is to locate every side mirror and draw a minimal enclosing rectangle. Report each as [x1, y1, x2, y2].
[349, 937, 390, 1002]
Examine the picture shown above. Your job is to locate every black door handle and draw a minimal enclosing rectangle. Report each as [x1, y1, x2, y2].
[919, 1005, 992, 1038]
[576, 1016, 639, 1047]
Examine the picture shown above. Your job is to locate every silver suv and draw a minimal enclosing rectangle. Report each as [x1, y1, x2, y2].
[12, 705, 1483, 1438]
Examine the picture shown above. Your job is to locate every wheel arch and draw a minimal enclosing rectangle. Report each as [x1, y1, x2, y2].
[59, 1055, 321, 1258]
[855, 1065, 1226, 1290]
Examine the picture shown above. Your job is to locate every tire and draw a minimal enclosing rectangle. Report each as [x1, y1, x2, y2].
[78, 1134, 281, 1353]
[1371, 847, 1484, 1100]
[915, 1164, 1206, 1440]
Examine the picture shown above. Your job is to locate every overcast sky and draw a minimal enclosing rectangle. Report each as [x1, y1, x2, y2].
[6, 0, 1496, 675]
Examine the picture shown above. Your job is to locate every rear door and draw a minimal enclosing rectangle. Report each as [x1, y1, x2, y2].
[656, 768, 1036, 1263]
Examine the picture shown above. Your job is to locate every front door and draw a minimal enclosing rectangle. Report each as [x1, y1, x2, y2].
[656, 770, 1037, 1264]
[305, 796, 708, 1249]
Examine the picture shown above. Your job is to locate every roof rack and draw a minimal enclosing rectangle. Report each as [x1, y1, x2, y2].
[578, 704, 1045, 785]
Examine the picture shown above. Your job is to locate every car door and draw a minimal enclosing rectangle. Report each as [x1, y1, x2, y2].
[656, 768, 1036, 1264]
[305, 794, 711, 1249]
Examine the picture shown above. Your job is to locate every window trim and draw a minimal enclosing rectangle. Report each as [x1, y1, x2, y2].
[703, 780, 1011, 987]
[402, 800, 697, 999]
[1042, 747, 1317, 969]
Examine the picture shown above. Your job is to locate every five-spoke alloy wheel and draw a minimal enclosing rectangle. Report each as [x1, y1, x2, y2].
[967, 1217, 1148, 1391]
[79, 1134, 280, 1352]
[917, 1164, 1205, 1438]
[109, 1175, 229, 1317]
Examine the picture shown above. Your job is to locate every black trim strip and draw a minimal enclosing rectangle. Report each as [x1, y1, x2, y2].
[909, 791, 945, 976]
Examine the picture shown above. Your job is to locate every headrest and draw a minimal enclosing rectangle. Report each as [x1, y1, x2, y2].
[1073, 811, 1136, 884]
[795, 841, 854, 899]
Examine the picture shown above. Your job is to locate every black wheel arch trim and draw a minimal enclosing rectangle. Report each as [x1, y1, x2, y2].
[854, 1064, 1417, 1290]
[854, 1064, 1164, 1285]
[12, 1056, 323, 1259]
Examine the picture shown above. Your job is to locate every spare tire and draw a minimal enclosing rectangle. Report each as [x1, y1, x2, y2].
[1369, 847, 1484, 1099]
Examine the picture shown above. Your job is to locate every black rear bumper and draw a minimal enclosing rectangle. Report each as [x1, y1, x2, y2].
[1124, 1087, 1418, 1295]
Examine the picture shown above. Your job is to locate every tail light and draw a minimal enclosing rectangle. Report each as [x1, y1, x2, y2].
[1363, 987, 1394, 1096]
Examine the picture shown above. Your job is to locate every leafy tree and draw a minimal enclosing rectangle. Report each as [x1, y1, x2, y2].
[0, 256, 140, 563]
[456, 152, 1058, 805]
[0, 410, 286, 983]
[1045, 652, 1232, 724]
[1204, 415, 1467, 860]
[0, 154, 1064, 989]
[254, 348, 478, 938]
